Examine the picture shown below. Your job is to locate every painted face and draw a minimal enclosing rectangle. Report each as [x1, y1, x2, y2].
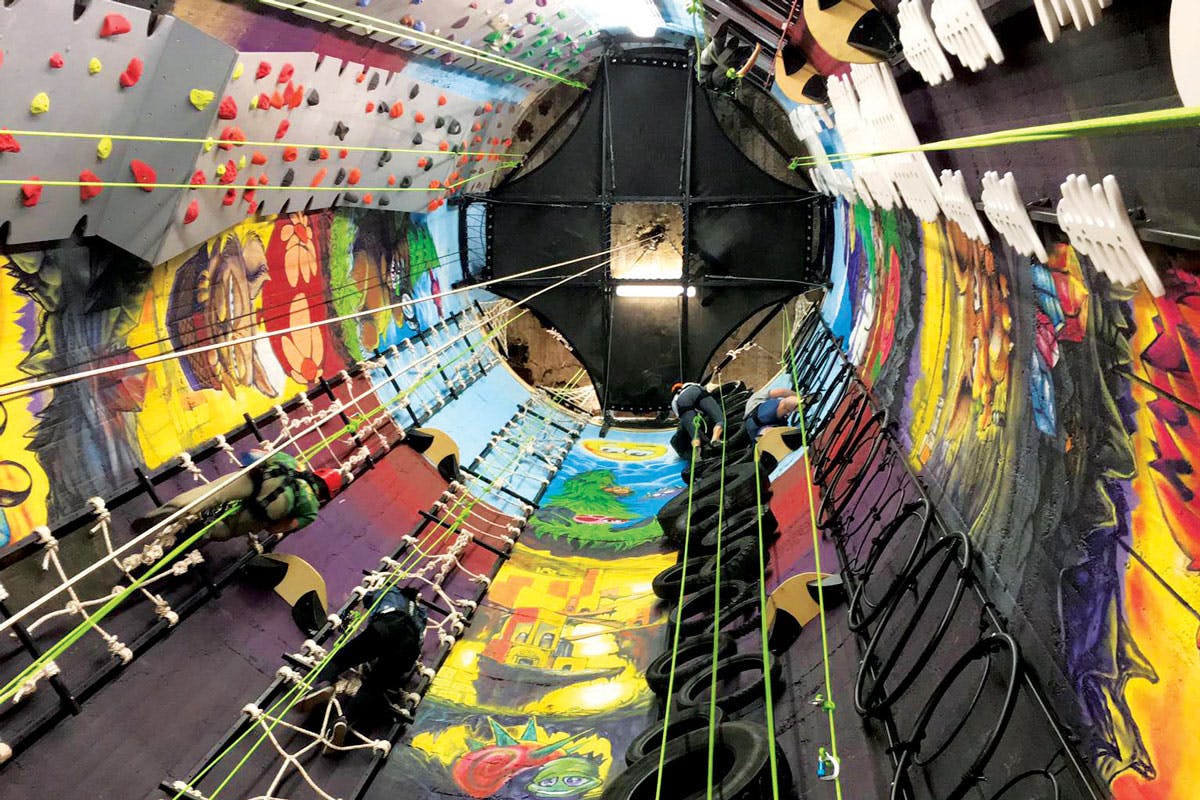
[580, 440, 668, 462]
[524, 756, 602, 798]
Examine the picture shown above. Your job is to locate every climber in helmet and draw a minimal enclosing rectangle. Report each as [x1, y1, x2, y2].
[132, 448, 342, 542]
[297, 584, 428, 748]
[669, 381, 726, 459]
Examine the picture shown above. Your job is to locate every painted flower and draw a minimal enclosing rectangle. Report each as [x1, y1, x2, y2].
[279, 296, 325, 384]
[280, 214, 319, 287]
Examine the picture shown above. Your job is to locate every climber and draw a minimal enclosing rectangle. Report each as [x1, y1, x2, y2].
[297, 585, 428, 746]
[131, 449, 342, 542]
[744, 386, 801, 440]
[669, 381, 726, 459]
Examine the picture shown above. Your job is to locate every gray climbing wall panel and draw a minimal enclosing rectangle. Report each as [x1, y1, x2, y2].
[0, 0, 234, 257]
[0, 2, 528, 264]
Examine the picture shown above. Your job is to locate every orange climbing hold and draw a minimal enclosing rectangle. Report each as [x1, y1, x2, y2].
[347, 168, 361, 185]
[78, 169, 103, 201]
[310, 167, 328, 187]
[417, 157, 429, 168]
[390, 103, 403, 118]
[20, 178, 42, 207]
[362, 193, 373, 204]
[318, 148, 329, 160]
[251, 151, 267, 166]
[130, 159, 156, 191]
[387, 175, 397, 186]
[258, 174, 269, 186]
[356, 72, 366, 84]
[414, 112, 426, 124]
[100, 14, 132, 38]
[439, 141, 449, 151]
[483, 102, 494, 112]
[429, 180, 441, 189]
[365, 101, 375, 113]
[339, 148, 349, 159]
[270, 91, 284, 110]
[438, 94, 447, 106]
[282, 145, 298, 162]
[183, 199, 199, 224]
[119, 58, 143, 88]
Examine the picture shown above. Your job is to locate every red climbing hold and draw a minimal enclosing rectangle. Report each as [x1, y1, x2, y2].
[277, 63, 294, 84]
[362, 193, 373, 204]
[49, 53, 64, 70]
[282, 145, 298, 162]
[417, 157, 429, 168]
[258, 174, 269, 186]
[438, 94, 447, 106]
[130, 159, 156, 191]
[219, 126, 246, 150]
[218, 160, 238, 185]
[356, 72, 366, 84]
[0, 130, 20, 154]
[242, 188, 256, 206]
[390, 103, 403, 119]
[414, 112, 426, 124]
[347, 168, 361, 185]
[339, 148, 349, 159]
[387, 175, 397, 186]
[215, 96, 237, 120]
[318, 148, 329, 160]
[257, 93, 271, 110]
[483, 102, 494, 112]
[310, 167, 328, 187]
[119, 57, 143, 88]
[458, 155, 470, 166]
[287, 83, 304, 110]
[20, 178, 42, 208]
[427, 199, 441, 212]
[78, 169, 103, 201]
[471, 122, 482, 132]
[256, 61, 272, 80]
[448, 172, 460, 182]
[222, 187, 237, 206]
[365, 101, 375, 113]
[439, 141, 449, 151]
[275, 120, 290, 140]
[429, 179, 441, 189]
[183, 199, 199, 224]
[251, 151, 267, 166]
[190, 170, 207, 186]
[267, 91, 281, 110]
[100, 14, 132, 38]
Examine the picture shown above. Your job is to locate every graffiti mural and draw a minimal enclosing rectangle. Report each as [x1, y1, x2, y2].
[384, 430, 677, 798]
[0, 208, 459, 545]
[824, 199, 1200, 797]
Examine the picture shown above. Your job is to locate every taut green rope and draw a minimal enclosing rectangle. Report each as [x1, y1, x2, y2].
[705, 382, 730, 798]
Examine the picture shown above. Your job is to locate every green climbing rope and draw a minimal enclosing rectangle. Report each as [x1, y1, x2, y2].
[706, 384, 731, 799]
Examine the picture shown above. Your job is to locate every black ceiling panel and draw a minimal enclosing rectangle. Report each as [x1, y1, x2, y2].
[606, 59, 690, 199]
[488, 204, 607, 283]
[491, 86, 605, 202]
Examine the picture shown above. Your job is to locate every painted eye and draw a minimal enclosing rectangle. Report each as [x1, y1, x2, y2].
[537, 777, 558, 787]
[564, 776, 587, 786]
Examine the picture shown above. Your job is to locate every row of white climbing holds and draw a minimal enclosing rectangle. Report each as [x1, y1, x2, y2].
[1034, 0, 1112, 44]
[931, 0, 1005, 72]
[1057, 173, 1165, 296]
[898, 0, 954, 86]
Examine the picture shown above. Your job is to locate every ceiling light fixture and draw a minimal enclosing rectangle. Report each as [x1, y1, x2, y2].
[615, 284, 696, 298]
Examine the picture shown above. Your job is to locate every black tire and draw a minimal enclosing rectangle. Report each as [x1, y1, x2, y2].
[676, 654, 783, 716]
[652, 556, 714, 601]
[602, 722, 780, 800]
[644, 633, 735, 697]
[698, 537, 768, 584]
[697, 506, 777, 552]
[664, 498, 722, 547]
[703, 595, 763, 641]
[716, 380, 747, 398]
[667, 581, 752, 639]
[656, 489, 694, 530]
[623, 707, 725, 766]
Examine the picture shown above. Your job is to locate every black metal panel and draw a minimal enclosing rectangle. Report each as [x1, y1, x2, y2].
[689, 200, 821, 282]
[606, 59, 691, 198]
[691, 85, 801, 198]
[491, 85, 604, 202]
[522, 287, 611, 401]
[488, 204, 607, 282]
[683, 286, 793, 379]
[605, 297, 684, 411]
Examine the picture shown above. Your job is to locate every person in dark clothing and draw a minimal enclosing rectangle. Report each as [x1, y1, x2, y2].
[744, 387, 801, 440]
[297, 585, 428, 746]
[669, 382, 726, 458]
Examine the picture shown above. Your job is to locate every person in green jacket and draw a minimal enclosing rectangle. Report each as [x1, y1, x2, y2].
[132, 449, 342, 541]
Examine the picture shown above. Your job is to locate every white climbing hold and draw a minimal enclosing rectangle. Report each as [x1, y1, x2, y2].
[1056, 174, 1164, 296]
[938, 169, 989, 244]
[980, 170, 1048, 262]
[898, 0, 954, 86]
[931, 0, 1004, 72]
[1034, 0, 1112, 44]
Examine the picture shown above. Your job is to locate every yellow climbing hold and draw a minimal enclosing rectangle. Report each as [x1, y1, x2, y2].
[88, 57, 103, 75]
[238, 155, 247, 170]
[97, 137, 113, 160]
[250, 95, 259, 110]
[189, 89, 215, 111]
[30, 92, 50, 115]
[231, 62, 245, 80]
[215, 164, 227, 177]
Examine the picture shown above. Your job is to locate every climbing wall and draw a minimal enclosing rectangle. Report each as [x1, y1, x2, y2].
[362, 429, 680, 800]
[0, 1, 525, 263]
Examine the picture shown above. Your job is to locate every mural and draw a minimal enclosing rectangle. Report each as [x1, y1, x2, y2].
[823, 199, 1200, 797]
[385, 431, 678, 799]
[0, 208, 461, 545]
